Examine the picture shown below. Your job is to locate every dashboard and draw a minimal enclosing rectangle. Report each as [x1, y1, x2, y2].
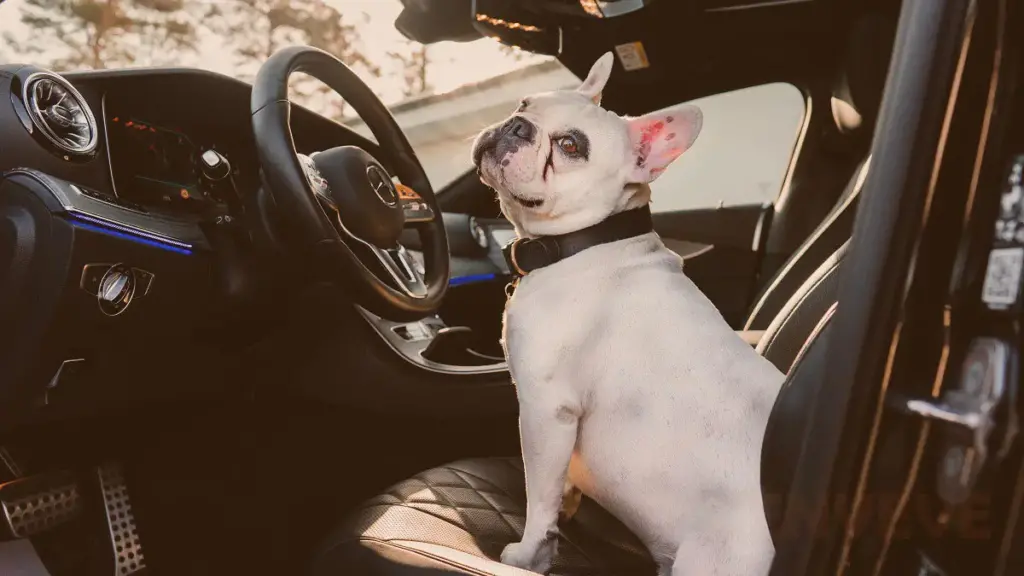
[0, 65, 387, 220]
[0, 63, 518, 425]
[0, 64, 410, 423]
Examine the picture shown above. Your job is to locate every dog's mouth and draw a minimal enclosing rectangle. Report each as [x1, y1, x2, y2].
[507, 190, 544, 209]
[475, 148, 544, 209]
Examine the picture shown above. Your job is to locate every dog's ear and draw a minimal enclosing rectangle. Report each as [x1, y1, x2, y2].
[577, 52, 614, 105]
[626, 104, 703, 183]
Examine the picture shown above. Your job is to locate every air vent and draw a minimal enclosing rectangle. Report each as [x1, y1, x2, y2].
[22, 72, 98, 157]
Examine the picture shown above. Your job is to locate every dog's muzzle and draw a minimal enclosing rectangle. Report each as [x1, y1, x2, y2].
[473, 116, 538, 168]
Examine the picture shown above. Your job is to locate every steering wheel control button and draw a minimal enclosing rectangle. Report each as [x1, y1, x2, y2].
[402, 200, 435, 223]
[298, 153, 331, 200]
[80, 263, 112, 296]
[96, 264, 136, 316]
[396, 182, 434, 223]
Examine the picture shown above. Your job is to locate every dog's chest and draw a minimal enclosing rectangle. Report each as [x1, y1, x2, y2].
[501, 276, 597, 381]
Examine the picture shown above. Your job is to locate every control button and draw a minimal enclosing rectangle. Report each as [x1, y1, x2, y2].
[80, 264, 112, 296]
[394, 322, 432, 342]
[200, 149, 231, 180]
[96, 264, 136, 316]
[402, 199, 435, 223]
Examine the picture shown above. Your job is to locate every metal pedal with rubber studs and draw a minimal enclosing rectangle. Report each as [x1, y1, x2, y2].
[97, 464, 145, 575]
[0, 471, 81, 540]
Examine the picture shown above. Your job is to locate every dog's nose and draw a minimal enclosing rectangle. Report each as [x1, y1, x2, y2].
[504, 117, 536, 143]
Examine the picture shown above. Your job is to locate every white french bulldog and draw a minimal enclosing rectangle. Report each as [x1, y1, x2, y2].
[471, 52, 786, 576]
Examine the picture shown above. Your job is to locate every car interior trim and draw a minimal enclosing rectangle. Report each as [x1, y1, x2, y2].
[65, 214, 193, 256]
[705, 0, 816, 14]
[356, 307, 509, 376]
[449, 273, 498, 287]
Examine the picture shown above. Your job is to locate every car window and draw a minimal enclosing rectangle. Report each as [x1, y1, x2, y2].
[647, 83, 806, 212]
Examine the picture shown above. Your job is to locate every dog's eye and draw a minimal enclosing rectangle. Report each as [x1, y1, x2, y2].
[516, 99, 529, 112]
[556, 136, 579, 156]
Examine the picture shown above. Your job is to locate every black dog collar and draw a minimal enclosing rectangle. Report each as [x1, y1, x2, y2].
[502, 205, 654, 277]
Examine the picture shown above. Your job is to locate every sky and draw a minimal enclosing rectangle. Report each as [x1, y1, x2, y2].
[0, 0, 544, 105]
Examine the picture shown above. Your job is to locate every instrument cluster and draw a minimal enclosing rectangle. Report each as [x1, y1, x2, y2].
[105, 108, 241, 215]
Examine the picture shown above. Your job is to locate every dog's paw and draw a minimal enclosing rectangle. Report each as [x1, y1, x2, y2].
[500, 537, 557, 573]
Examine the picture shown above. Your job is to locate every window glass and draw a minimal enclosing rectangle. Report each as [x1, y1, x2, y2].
[648, 83, 806, 212]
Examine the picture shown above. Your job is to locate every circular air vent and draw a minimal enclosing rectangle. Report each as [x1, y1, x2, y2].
[22, 72, 98, 156]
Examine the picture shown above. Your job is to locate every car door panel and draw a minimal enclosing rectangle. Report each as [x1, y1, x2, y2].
[654, 203, 773, 327]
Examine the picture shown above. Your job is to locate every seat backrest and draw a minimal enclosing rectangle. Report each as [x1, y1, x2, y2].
[744, 162, 866, 331]
[756, 240, 848, 374]
[752, 239, 847, 542]
[761, 296, 838, 541]
[744, 13, 895, 330]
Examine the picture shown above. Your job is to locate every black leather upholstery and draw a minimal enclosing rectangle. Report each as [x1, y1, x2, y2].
[745, 160, 866, 330]
[760, 302, 837, 539]
[756, 241, 848, 373]
[314, 458, 656, 576]
[745, 11, 894, 330]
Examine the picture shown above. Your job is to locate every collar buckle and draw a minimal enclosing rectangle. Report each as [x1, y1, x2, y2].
[504, 238, 528, 277]
[503, 238, 561, 278]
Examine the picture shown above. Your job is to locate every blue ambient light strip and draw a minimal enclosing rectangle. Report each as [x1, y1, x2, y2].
[449, 273, 497, 287]
[67, 213, 194, 256]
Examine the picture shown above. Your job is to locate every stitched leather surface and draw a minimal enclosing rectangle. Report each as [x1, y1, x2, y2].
[745, 157, 868, 330]
[315, 458, 657, 576]
[757, 242, 848, 374]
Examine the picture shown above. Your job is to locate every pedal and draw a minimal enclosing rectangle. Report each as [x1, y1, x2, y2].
[0, 471, 81, 540]
[96, 464, 145, 575]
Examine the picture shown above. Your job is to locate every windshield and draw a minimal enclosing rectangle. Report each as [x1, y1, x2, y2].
[0, 0, 562, 189]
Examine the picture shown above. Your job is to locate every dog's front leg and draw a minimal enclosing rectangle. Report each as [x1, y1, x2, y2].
[501, 397, 579, 574]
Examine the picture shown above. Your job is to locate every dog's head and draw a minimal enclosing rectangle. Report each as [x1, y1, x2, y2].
[471, 52, 702, 237]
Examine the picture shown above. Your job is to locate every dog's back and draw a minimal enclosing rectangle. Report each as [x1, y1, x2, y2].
[504, 232, 783, 574]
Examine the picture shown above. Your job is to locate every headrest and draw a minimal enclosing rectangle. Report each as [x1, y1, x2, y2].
[831, 14, 898, 135]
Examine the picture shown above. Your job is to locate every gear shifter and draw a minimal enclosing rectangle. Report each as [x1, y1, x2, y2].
[200, 149, 231, 181]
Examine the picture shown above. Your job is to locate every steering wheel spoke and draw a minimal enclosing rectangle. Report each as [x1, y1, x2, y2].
[371, 244, 428, 298]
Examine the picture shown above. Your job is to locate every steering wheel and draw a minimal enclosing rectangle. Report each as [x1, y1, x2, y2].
[250, 45, 449, 321]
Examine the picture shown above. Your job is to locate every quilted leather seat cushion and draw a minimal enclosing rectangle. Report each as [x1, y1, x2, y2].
[313, 457, 656, 575]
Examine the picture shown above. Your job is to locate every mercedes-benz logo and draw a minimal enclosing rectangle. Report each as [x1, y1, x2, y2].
[366, 165, 398, 207]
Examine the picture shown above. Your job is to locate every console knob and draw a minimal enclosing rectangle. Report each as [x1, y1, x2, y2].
[96, 264, 135, 316]
[200, 149, 231, 181]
